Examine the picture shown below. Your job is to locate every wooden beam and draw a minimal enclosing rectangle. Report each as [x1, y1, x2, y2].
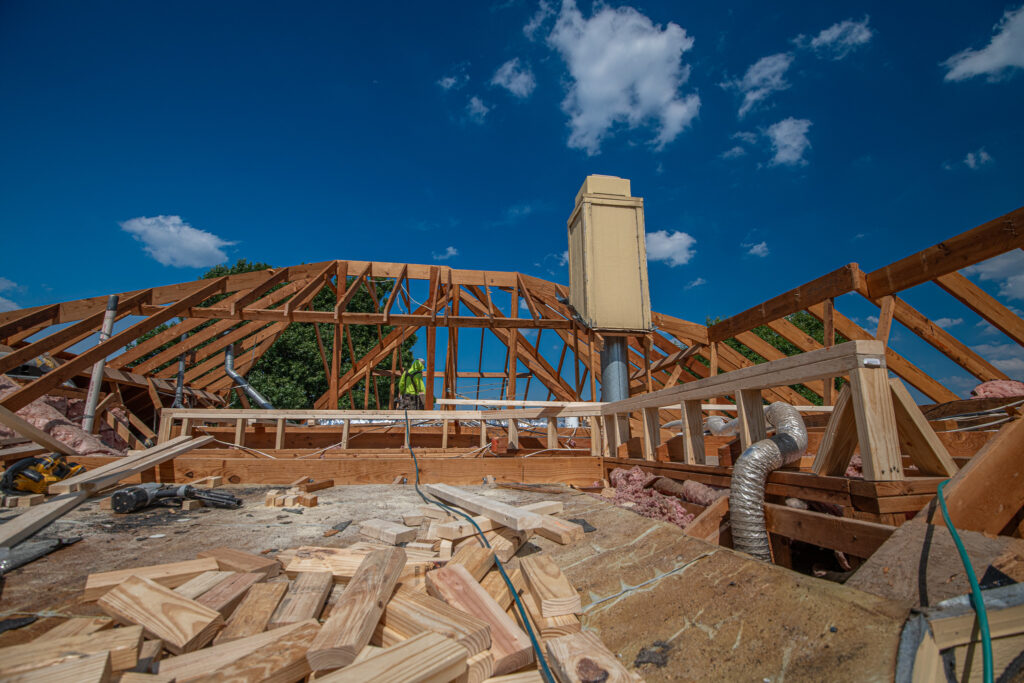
[935, 271, 1024, 347]
[764, 503, 893, 558]
[229, 268, 290, 317]
[0, 403, 76, 456]
[423, 484, 543, 531]
[0, 304, 59, 342]
[866, 205, 1024, 299]
[875, 295, 895, 345]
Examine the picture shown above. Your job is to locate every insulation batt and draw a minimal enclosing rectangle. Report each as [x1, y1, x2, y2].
[971, 380, 1024, 398]
[608, 466, 695, 528]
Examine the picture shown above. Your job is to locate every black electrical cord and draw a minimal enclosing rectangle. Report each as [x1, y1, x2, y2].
[403, 410, 556, 683]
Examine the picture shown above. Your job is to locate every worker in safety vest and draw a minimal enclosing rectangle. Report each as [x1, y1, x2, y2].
[395, 358, 426, 410]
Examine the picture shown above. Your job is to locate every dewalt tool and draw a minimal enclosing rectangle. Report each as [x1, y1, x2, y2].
[110, 483, 242, 513]
[0, 455, 86, 495]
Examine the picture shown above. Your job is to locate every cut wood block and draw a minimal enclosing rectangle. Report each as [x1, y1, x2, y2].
[98, 575, 224, 655]
[193, 476, 222, 489]
[157, 620, 317, 683]
[1, 651, 111, 683]
[402, 513, 426, 526]
[314, 631, 469, 683]
[435, 501, 560, 540]
[298, 494, 318, 507]
[423, 484, 543, 531]
[480, 568, 523, 611]
[197, 546, 281, 578]
[406, 541, 439, 553]
[264, 489, 281, 506]
[299, 478, 334, 493]
[15, 494, 44, 507]
[196, 572, 264, 617]
[426, 564, 533, 676]
[181, 499, 203, 511]
[420, 521, 442, 542]
[307, 548, 407, 671]
[445, 545, 495, 581]
[282, 495, 298, 506]
[520, 589, 581, 639]
[35, 616, 113, 640]
[84, 557, 220, 601]
[283, 544, 435, 584]
[193, 620, 320, 683]
[215, 580, 289, 644]
[519, 555, 581, 618]
[545, 631, 633, 683]
[352, 644, 384, 664]
[267, 571, 333, 629]
[132, 639, 164, 674]
[457, 650, 494, 683]
[119, 673, 174, 683]
[0, 624, 143, 676]
[273, 496, 286, 506]
[455, 529, 528, 564]
[174, 571, 235, 600]
[418, 505, 457, 521]
[438, 539, 453, 561]
[481, 672, 544, 682]
[534, 516, 584, 545]
[379, 586, 492, 657]
[360, 518, 417, 545]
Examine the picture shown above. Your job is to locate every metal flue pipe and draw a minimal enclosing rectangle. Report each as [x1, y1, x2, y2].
[81, 295, 119, 433]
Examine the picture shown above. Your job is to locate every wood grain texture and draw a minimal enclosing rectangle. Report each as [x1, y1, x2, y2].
[195, 572, 264, 618]
[315, 631, 469, 683]
[307, 547, 407, 671]
[545, 631, 633, 683]
[0, 624, 143, 676]
[191, 620, 320, 683]
[35, 616, 113, 640]
[519, 555, 581, 618]
[434, 502, 561, 541]
[98, 575, 224, 654]
[0, 491, 88, 549]
[196, 547, 281, 577]
[518, 589, 581, 640]
[445, 546, 495, 582]
[1, 651, 111, 683]
[480, 568, 523, 612]
[378, 587, 492, 657]
[267, 571, 333, 629]
[214, 580, 289, 644]
[423, 484, 544, 531]
[174, 571, 235, 599]
[457, 651, 494, 683]
[283, 544, 435, 584]
[426, 563, 533, 676]
[359, 518, 417, 545]
[84, 558, 220, 601]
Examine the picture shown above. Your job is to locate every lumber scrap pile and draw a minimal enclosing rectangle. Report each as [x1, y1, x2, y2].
[6, 485, 638, 681]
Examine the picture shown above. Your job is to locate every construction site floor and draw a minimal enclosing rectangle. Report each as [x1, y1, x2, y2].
[0, 484, 909, 681]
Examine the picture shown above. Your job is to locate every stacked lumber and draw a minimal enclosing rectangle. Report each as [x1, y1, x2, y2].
[11, 484, 634, 681]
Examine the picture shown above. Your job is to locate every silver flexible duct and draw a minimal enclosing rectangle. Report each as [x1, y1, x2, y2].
[224, 343, 274, 410]
[729, 402, 808, 561]
[704, 415, 741, 437]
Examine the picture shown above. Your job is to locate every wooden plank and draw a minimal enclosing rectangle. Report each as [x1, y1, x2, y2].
[426, 563, 533, 676]
[157, 620, 318, 683]
[679, 399, 705, 465]
[84, 557, 221, 601]
[707, 264, 861, 342]
[519, 554, 581, 618]
[0, 626, 141, 676]
[534, 515, 584, 545]
[360, 518, 417, 545]
[735, 389, 765, 451]
[98, 575, 224, 654]
[888, 378, 957, 476]
[195, 620, 320, 683]
[935, 271, 1024, 347]
[0, 403, 76, 455]
[53, 436, 214, 495]
[1, 651, 112, 683]
[283, 544, 436, 583]
[445, 545, 495, 582]
[875, 295, 895, 344]
[379, 587, 491, 657]
[683, 496, 730, 540]
[545, 630, 633, 683]
[952, 632, 1024, 681]
[480, 568, 524, 612]
[848, 366, 904, 481]
[35, 616, 114, 640]
[196, 546, 281, 578]
[812, 384, 858, 476]
[764, 504, 894, 558]
[174, 571, 235, 599]
[866, 205, 1024, 298]
[316, 630, 469, 683]
[307, 548, 407, 671]
[214, 580, 288, 644]
[519, 588, 581, 640]
[267, 571, 333, 629]
[0, 491, 88, 549]
[195, 572, 264, 618]
[640, 407, 660, 461]
[423, 483, 543, 531]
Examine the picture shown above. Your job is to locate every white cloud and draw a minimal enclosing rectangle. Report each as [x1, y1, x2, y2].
[866, 315, 880, 326]
[764, 117, 812, 166]
[943, 5, 1024, 82]
[722, 52, 793, 118]
[720, 145, 746, 159]
[438, 65, 470, 91]
[973, 342, 1024, 378]
[685, 277, 706, 290]
[733, 131, 758, 145]
[0, 297, 18, 312]
[745, 241, 770, 257]
[547, 0, 700, 154]
[963, 250, 1024, 301]
[934, 317, 963, 329]
[646, 230, 696, 267]
[432, 246, 458, 261]
[795, 16, 873, 59]
[0, 277, 18, 292]
[120, 215, 233, 268]
[524, 0, 555, 40]
[466, 96, 490, 124]
[492, 59, 536, 98]
[964, 148, 994, 169]
[558, 250, 569, 267]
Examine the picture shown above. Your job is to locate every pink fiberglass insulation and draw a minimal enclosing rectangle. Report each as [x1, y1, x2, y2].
[608, 466, 695, 529]
[972, 380, 1024, 398]
[673, 478, 729, 506]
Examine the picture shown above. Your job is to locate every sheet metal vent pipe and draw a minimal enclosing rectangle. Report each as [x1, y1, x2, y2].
[224, 343, 274, 410]
[729, 402, 808, 561]
[171, 333, 188, 408]
[599, 337, 629, 403]
[81, 295, 119, 433]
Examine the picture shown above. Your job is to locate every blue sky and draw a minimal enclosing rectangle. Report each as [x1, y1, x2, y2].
[1, 1, 1022, 399]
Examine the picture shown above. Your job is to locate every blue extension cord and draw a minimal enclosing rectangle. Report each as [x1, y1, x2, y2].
[403, 411, 556, 683]
[936, 478, 993, 683]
